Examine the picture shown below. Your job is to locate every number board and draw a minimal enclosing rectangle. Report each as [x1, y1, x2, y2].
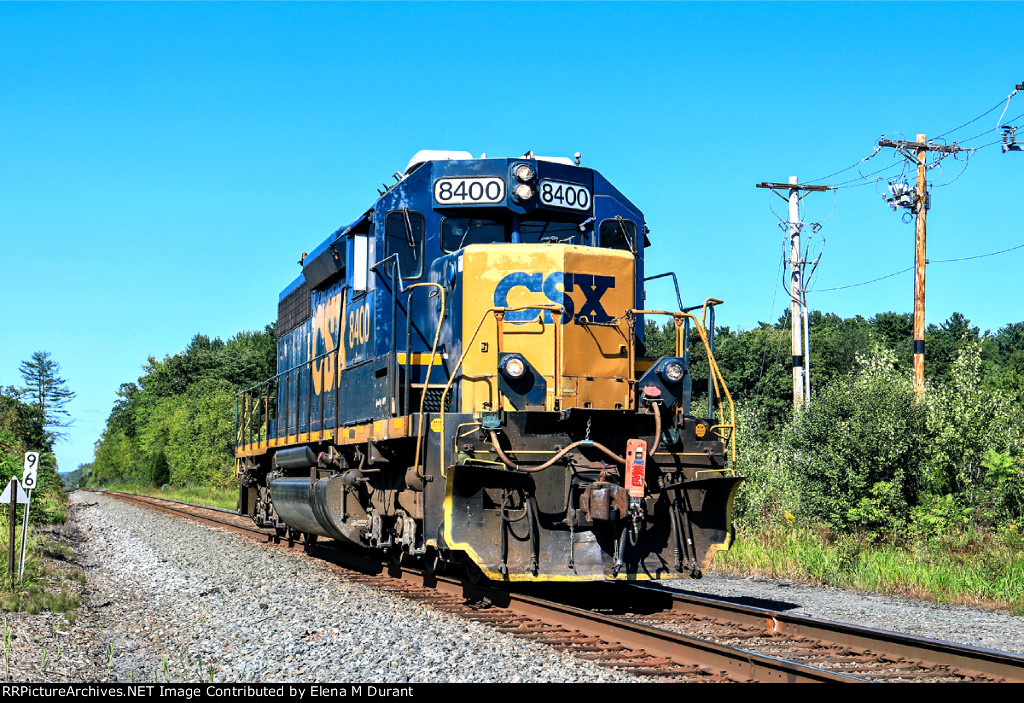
[23, 452, 39, 490]
[539, 180, 591, 211]
[434, 177, 506, 206]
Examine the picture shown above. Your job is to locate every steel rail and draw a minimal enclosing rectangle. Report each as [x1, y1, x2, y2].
[301, 543, 864, 683]
[624, 582, 1024, 683]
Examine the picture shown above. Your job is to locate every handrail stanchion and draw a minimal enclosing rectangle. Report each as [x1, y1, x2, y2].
[405, 288, 414, 416]
[708, 304, 716, 420]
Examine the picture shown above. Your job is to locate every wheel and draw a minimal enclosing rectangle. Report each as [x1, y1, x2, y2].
[423, 547, 444, 575]
[464, 558, 485, 584]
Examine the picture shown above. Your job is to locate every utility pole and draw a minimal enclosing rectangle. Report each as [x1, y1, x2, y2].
[756, 178, 832, 410]
[879, 135, 968, 398]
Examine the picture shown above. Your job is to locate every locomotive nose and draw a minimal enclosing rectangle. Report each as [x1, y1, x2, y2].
[458, 244, 636, 414]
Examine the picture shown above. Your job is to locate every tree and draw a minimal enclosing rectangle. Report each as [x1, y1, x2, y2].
[19, 351, 76, 442]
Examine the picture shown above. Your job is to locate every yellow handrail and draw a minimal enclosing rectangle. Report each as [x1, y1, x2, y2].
[406, 282, 446, 478]
[632, 308, 736, 462]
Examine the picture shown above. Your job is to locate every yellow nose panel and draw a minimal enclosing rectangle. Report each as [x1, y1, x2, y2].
[460, 244, 635, 413]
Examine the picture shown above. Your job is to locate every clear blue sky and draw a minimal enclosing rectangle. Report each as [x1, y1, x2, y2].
[1, 2, 1022, 473]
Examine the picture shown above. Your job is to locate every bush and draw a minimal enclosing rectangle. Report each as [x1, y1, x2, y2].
[787, 347, 925, 535]
[730, 403, 800, 528]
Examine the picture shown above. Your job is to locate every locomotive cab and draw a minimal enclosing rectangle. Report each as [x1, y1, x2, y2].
[235, 150, 742, 582]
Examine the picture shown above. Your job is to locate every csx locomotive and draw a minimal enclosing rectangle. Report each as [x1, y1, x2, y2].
[235, 150, 742, 581]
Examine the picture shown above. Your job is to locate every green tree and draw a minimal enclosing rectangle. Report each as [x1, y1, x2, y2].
[92, 324, 276, 487]
[0, 387, 68, 522]
[19, 351, 75, 443]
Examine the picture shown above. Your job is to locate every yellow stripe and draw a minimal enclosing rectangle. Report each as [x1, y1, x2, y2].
[635, 358, 655, 373]
[396, 352, 445, 365]
[234, 416, 418, 458]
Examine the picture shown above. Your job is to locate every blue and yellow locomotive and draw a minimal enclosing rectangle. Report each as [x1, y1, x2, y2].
[235, 150, 742, 581]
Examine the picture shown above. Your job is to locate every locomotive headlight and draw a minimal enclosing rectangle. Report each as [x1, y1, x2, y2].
[660, 360, 685, 383]
[500, 354, 527, 379]
[514, 164, 535, 182]
[514, 183, 534, 200]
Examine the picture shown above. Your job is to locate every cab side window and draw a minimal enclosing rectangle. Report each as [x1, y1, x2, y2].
[385, 210, 424, 279]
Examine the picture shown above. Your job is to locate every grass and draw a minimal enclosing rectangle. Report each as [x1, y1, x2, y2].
[712, 522, 1024, 615]
[0, 514, 84, 616]
[93, 481, 239, 511]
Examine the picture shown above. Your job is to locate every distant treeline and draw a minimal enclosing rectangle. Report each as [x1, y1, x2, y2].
[645, 309, 1024, 537]
[646, 309, 1024, 422]
[88, 325, 276, 489]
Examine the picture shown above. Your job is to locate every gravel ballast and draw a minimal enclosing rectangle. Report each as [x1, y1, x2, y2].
[4, 492, 1023, 683]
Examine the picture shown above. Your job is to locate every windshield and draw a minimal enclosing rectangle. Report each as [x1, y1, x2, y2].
[441, 217, 583, 252]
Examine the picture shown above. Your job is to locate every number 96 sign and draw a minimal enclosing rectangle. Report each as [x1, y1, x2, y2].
[23, 452, 39, 490]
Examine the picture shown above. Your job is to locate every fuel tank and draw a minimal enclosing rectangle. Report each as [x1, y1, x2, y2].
[269, 475, 365, 544]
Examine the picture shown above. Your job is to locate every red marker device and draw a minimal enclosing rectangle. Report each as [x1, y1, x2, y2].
[625, 438, 648, 501]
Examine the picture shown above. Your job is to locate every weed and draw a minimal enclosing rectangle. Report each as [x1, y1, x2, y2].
[713, 523, 1024, 612]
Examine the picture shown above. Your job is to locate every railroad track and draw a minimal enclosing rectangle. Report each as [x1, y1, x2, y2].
[90, 490, 1024, 683]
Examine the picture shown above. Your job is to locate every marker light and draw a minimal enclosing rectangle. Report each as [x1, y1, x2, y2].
[501, 355, 527, 379]
[514, 183, 533, 200]
[514, 164, 535, 182]
[661, 360, 685, 383]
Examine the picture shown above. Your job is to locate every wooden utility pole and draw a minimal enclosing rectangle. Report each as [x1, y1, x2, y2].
[756, 179, 832, 410]
[878, 135, 967, 399]
[913, 135, 928, 399]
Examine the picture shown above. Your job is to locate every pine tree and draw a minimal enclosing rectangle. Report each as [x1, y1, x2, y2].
[19, 350, 76, 442]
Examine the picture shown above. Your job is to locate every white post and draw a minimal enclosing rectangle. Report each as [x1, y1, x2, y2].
[788, 176, 805, 409]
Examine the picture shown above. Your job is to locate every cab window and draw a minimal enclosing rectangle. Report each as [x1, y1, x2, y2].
[441, 218, 504, 252]
[385, 210, 424, 279]
[599, 218, 636, 252]
[521, 220, 582, 245]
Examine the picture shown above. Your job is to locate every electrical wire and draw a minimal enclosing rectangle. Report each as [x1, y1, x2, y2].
[996, 87, 1021, 131]
[806, 93, 1021, 192]
[931, 149, 974, 187]
[830, 158, 908, 189]
[767, 187, 789, 229]
[931, 242, 1024, 264]
[934, 98, 1008, 139]
[810, 241, 1024, 294]
[806, 141, 883, 184]
[810, 267, 914, 293]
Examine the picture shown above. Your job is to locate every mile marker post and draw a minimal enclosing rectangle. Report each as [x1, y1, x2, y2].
[7, 477, 16, 579]
[18, 452, 39, 581]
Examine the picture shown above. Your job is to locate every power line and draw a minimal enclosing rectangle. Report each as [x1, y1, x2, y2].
[931, 241, 1024, 264]
[810, 241, 1024, 292]
[811, 267, 914, 293]
[806, 142, 882, 184]
[805, 89, 1023, 191]
[934, 98, 1007, 140]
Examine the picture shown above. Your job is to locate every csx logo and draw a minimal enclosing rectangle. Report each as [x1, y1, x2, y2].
[493, 272, 615, 325]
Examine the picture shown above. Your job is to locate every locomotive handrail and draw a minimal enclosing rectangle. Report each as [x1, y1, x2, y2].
[235, 344, 341, 450]
[643, 271, 685, 311]
[437, 303, 565, 479]
[404, 282, 446, 480]
[630, 308, 736, 462]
